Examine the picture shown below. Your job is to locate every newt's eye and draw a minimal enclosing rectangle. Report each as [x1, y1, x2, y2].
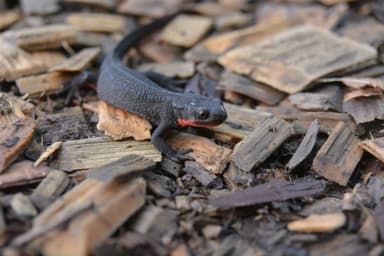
[198, 110, 209, 120]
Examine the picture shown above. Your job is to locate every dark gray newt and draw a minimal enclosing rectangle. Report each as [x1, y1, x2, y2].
[97, 14, 227, 162]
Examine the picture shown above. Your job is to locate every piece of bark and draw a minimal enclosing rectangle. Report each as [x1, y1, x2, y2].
[321, 77, 384, 90]
[52, 137, 161, 171]
[184, 161, 216, 187]
[286, 119, 320, 171]
[288, 85, 342, 111]
[0, 118, 36, 172]
[30, 51, 67, 70]
[219, 71, 286, 105]
[300, 197, 342, 216]
[16, 72, 71, 96]
[10, 193, 38, 217]
[138, 61, 195, 79]
[49, 47, 100, 72]
[160, 14, 212, 48]
[224, 103, 272, 128]
[313, 121, 363, 186]
[161, 157, 182, 177]
[218, 25, 377, 94]
[209, 122, 252, 143]
[117, 0, 182, 18]
[28, 177, 146, 255]
[167, 132, 232, 174]
[360, 137, 384, 163]
[138, 40, 179, 63]
[223, 162, 253, 189]
[31, 170, 69, 210]
[343, 96, 384, 124]
[0, 40, 46, 81]
[87, 154, 155, 182]
[144, 172, 173, 197]
[344, 88, 382, 102]
[209, 179, 326, 209]
[0, 161, 56, 188]
[374, 203, 384, 241]
[97, 101, 152, 141]
[0, 9, 21, 31]
[185, 21, 295, 62]
[339, 18, 384, 47]
[214, 12, 251, 31]
[202, 225, 222, 239]
[62, 0, 116, 9]
[34, 141, 63, 167]
[66, 13, 126, 33]
[193, 2, 233, 16]
[232, 117, 292, 172]
[20, 0, 59, 15]
[288, 213, 346, 233]
[1, 25, 76, 51]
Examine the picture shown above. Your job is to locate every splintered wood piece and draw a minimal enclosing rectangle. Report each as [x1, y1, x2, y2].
[0, 40, 45, 81]
[52, 137, 161, 171]
[87, 154, 155, 182]
[286, 119, 320, 171]
[0, 161, 56, 188]
[1, 25, 76, 50]
[0, 9, 20, 30]
[160, 14, 212, 47]
[344, 88, 382, 102]
[34, 141, 63, 167]
[97, 101, 152, 141]
[313, 122, 363, 186]
[184, 161, 216, 186]
[50, 47, 100, 72]
[11, 193, 38, 217]
[224, 103, 272, 128]
[360, 137, 384, 163]
[208, 179, 326, 208]
[185, 21, 294, 62]
[20, 0, 59, 15]
[339, 18, 384, 46]
[218, 26, 377, 94]
[138, 61, 195, 78]
[321, 77, 384, 90]
[16, 72, 71, 96]
[232, 117, 292, 172]
[167, 132, 232, 174]
[66, 13, 126, 33]
[343, 96, 384, 123]
[219, 71, 286, 105]
[0, 118, 36, 172]
[29, 177, 146, 255]
[288, 85, 342, 111]
[117, 0, 182, 18]
[31, 170, 69, 210]
[62, 0, 116, 9]
[287, 213, 346, 233]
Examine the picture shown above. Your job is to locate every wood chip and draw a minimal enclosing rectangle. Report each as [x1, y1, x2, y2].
[49, 47, 100, 72]
[30, 51, 67, 70]
[34, 141, 63, 167]
[167, 132, 232, 174]
[1, 25, 76, 51]
[16, 72, 70, 96]
[52, 137, 161, 171]
[138, 61, 195, 78]
[343, 88, 382, 102]
[184, 161, 216, 187]
[339, 18, 384, 46]
[0, 9, 21, 31]
[218, 25, 377, 94]
[208, 179, 326, 209]
[313, 121, 363, 186]
[286, 119, 320, 171]
[87, 154, 155, 182]
[343, 96, 384, 124]
[62, 0, 116, 9]
[11, 193, 38, 217]
[0, 118, 36, 172]
[20, 0, 59, 15]
[219, 71, 286, 105]
[214, 12, 251, 31]
[360, 137, 384, 163]
[66, 13, 126, 33]
[97, 101, 152, 141]
[117, 0, 182, 18]
[160, 14, 212, 47]
[202, 224, 222, 239]
[287, 213, 346, 233]
[0, 39, 46, 81]
[29, 177, 146, 255]
[321, 77, 384, 90]
[232, 117, 292, 172]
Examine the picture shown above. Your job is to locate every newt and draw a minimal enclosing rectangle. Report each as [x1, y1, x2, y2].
[97, 14, 227, 162]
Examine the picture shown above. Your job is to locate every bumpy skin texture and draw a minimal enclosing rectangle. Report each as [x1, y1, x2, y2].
[97, 14, 227, 162]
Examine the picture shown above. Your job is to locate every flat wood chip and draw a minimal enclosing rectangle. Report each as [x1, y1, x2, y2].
[342, 96, 384, 123]
[16, 72, 71, 96]
[286, 119, 320, 171]
[313, 121, 363, 186]
[218, 25, 377, 94]
[287, 213, 346, 233]
[117, 0, 182, 18]
[138, 61, 195, 78]
[66, 13, 126, 33]
[52, 137, 161, 171]
[30, 51, 67, 70]
[161, 14, 212, 47]
[344, 88, 382, 102]
[339, 18, 384, 46]
[50, 47, 100, 72]
[232, 117, 292, 172]
[0, 9, 20, 30]
[360, 137, 384, 163]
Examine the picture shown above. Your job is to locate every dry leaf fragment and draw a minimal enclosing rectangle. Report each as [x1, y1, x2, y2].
[288, 213, 346, 233]
[34, 141, 63, 167]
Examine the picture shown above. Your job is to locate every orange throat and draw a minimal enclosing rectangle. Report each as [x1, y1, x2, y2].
[178, 119, 217, 128]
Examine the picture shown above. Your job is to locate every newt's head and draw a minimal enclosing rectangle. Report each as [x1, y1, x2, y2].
[174, 97, 227, 128]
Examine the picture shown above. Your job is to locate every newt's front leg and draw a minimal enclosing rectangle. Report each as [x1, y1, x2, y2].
[151, 121, 193, 163]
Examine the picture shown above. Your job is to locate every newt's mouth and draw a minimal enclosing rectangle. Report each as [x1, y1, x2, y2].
[178, 119, 220, 128]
